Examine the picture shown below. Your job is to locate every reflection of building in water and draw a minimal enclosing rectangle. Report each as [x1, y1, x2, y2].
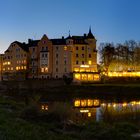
[73, 99, 100, 121]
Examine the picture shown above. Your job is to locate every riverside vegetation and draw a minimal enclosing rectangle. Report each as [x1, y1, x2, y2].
[0, 80, 140, 139]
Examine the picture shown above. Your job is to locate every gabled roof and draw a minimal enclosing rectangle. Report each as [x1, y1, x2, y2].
[28, 39, 40, 47]
[12, 41, 29, 52]
[51, 38, 66, 45]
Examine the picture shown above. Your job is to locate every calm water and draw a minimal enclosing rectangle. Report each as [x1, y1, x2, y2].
[40, 97, 140, 123]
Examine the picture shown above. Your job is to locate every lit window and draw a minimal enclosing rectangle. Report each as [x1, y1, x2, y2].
[41, 68, 44, 72]
[74, 100, 80, 107]
[64, 46, 67, 51]
[11, 67, 13, 70]
[88, 112, 91, 117]
[81, 100, 87, 107]
[87, 99, 93, 106]
[88, 60, 92, 65]
[24, 66, 26, 70]
[16, 67, 19, 70]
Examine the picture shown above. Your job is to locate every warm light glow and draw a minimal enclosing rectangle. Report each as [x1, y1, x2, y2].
[88, 112, 91, 117]
[88, 60, 92, 65]
[81, 100, 87, 107]
[87, 99, 93, 106]
[74, 68, 79, 72]
[64, 46, 67, 51]
[93, 99, 100, 107]
[74, 100, 80, 107]
[80, 109, 89, 113]
[122, 102, 127, 107]
[108, 71, 140, 77]
[80, 65, 89, 68]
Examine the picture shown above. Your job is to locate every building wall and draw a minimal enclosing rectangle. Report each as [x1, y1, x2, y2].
[2, 42, 29, 80]
[52, 44, 72, 78]
[38, 35, 53, 79]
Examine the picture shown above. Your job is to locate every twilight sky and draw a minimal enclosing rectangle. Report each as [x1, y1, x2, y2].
[0, 0, 140, 53]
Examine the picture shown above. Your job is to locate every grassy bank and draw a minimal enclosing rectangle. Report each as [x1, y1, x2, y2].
[0, 96, 139, 140]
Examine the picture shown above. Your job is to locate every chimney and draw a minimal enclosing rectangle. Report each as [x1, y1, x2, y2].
[62, 36, 64, 39]
[28, 39, 32, 43]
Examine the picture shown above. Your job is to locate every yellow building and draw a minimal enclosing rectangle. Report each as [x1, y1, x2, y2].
[2, 29, 99, 82]
[38, 35, 53, 79]
[2, 41, 29, 80]
[70, 28, 100, 82]
[51, 37, 73, 78]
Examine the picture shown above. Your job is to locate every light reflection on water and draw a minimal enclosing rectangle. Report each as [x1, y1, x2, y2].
[40, 98, 140, 123]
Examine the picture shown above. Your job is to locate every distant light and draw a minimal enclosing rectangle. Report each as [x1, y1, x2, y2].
[80, 65, 89, 68]
[80, 109, 89, 113]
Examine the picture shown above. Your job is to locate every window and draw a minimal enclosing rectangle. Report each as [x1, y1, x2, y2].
[42, 54, 44, 58]
[45, 54, 48, 57]
[76, 54, 78, 57]
[82, 61, 84, 64]
[89, 54, 91, 58]
[56, 68, 58, 72]
[82, 54, 84, 58]
[76, 60, 78, 65]
[76, 47, 78, 50]
[56, 60, 58, 65]
[56, 46, 58, 50]
[56, 53, 58, 58]
[64, 60, 66, 65]
[42, 47, 44, 51]
[82, 47, 84, 50]
[33, 48, 35, 52]
[64, 68, 67, 72]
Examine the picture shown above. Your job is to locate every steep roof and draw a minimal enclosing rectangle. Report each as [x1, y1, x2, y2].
[12, 41, 29, 52]
[51, 38, 66, 45]
[28, 39, 40, 47]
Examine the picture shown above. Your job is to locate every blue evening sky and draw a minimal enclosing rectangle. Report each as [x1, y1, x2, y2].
[0, 0, 140, 53]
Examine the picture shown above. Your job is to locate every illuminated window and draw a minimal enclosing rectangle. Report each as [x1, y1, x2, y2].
[64, 46, 67, 50]
[11, 67, 13, 70]
[41, 68, 44, 72]
[16, 67, 19, 70]
[87, 99, 93, 106]
[88, 112, 91, 117]
[88, 60, 92, 65]
[21, 66, 24, 69]
[74, 68, 79, 72]
[74, 74, 80, 80]
[7, 61, 11, 65]
[81, 100, 87, 107]
[74, 100, 80, 107]
[45, 67, 48, 72]
[93, 100, 100, 107]
[24, 66, 26, 70]
[3, 68, 5, 71]
[7, 67, 10, 70]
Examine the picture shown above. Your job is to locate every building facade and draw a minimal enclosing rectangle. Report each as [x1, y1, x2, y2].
[2, 41, 29, 80]
[1, 29, 99, 82]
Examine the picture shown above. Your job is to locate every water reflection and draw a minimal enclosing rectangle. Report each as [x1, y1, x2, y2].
[39, 98, 140, 123]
